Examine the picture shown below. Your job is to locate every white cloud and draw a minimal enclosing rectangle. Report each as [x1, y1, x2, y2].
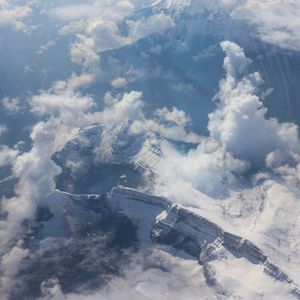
[143, 41, 300, 286]
[171, 83, 195, 93]
[69, 34, 100, 70]
[68, 33, 100, 89]
[0, 84, 101, 297]
[209, 41, 300, 167]
[155, 107, 191, 127]
[40, 247, 295, 300]
[126, 12, 175, 41]
[41, 249, 214, 300]
[154, 139, 248, 198]
[56, 3, 174, 60]
[50, 4, 99, 21]
[152, 40, 300, 201]
[0, 145, 18, 167]
[66, 72, 96, 90]
[0, 124, 8, 136]
[111, 89, 197, 137]
[51, 1, 134, 22]
[231, 0, 300, 51]
[58, 19, 86, 36]
[135, 108, 201, 144]
[37, 40, 55, 55]
[85, 17, 126, 51]
[100, 91, 200, 143]
[103, 91, 144, 125]
[51, 1, 175, 88]
[0, 245, 29, 299]
[94, 90, 201, 161]
[2, 97, 20, 114]
[111, 77, 128, 88]
[31, 86, 96, 122]
[0, 0, 34, 32]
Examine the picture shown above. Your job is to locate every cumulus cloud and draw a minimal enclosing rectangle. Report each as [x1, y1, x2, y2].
[102, 91, 145, 126]
[141, 109, 201, 143]
[2, 97, 20, 115]
[154, 139, 248, 199]
[68, 33, 100, 89]
[209, 41, 300, 167]
[0, 0, 34, 32]
[96, 90, 200, 161]
[126, 12, 175, 41]
[55, 1, 174, 63]
[154, 106, 191, 127]
[111, 77, 128, 88]
[69, 34, 100, 70]
[0, 245, 29, 298]
[82, 10, 174, 52]
[0, 84, 101, 297]
[0, 89, 98, 239]
[152, 40, 300, 201]
[105, 91, 200, 141]
[146, 41, 300, 285]
[0, 145, 18, 167]
[48, 1, 175, 88]
[31, 86, 95, 121]
[65, 72, 96, 90]
[0, 124, 8, 136]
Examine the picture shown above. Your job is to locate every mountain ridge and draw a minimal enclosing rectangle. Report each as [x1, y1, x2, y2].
[27, 186, 299, 299]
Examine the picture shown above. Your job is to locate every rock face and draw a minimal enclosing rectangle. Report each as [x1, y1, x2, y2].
[108, 188, 299, 296]
[52, 124, 165, 194]
[52, 124, 163, 169]
[110, 187, 171, 211]
[151, 204, 294, 285]
[17, 187, 299, 299]
[16, 191, 139, 300]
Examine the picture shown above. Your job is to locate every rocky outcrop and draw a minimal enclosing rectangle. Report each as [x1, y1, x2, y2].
[110, 187, 172, 211]
[151, 202, 299, 296]
[52, 124, 165, 194]
[32, 187, 299, 298]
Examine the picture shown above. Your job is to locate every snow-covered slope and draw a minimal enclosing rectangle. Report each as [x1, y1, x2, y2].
[52, 123, 179, 194]
[13, 187, 299, 299]
[52, 124, 160, 193]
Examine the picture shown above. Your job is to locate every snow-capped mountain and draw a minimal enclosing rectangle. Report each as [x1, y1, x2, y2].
[12, 187, 299, 299]
[1, 1, 300, 299]
[52, 123, 165, 194]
